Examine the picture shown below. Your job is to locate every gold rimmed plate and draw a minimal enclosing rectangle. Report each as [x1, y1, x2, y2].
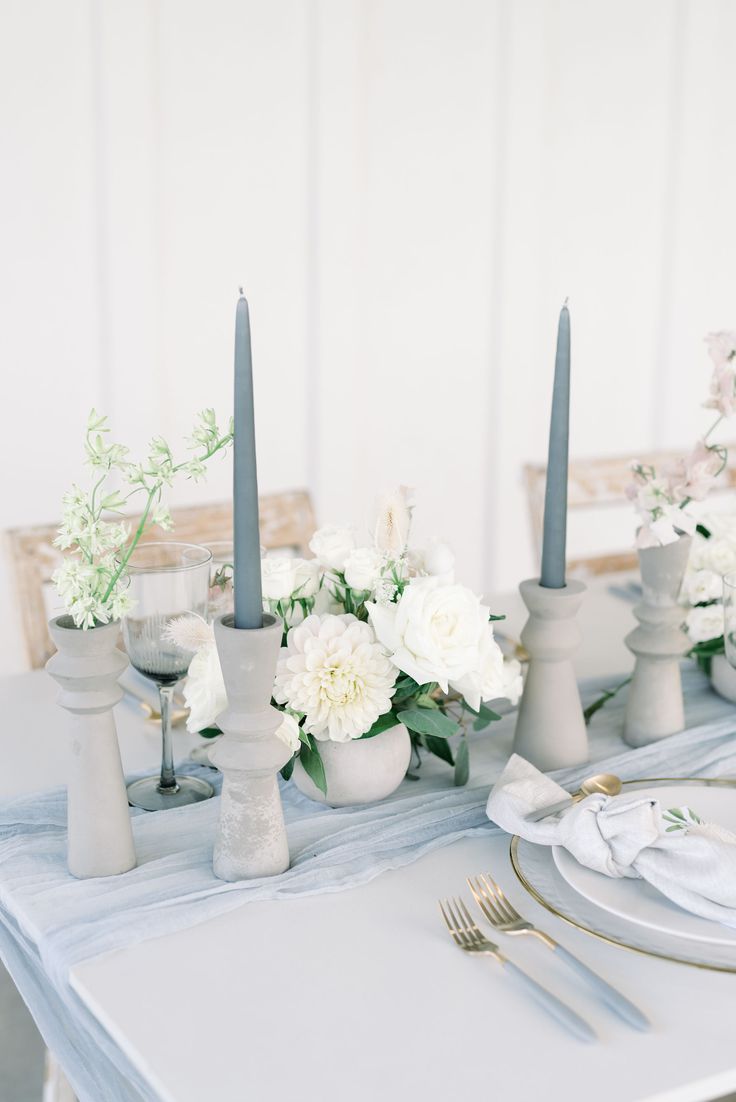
[510, 776, 736, 973]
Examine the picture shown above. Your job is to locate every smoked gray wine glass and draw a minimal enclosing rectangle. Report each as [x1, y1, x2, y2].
[723, 573, 736, 673]
[122, 542, 214, 811]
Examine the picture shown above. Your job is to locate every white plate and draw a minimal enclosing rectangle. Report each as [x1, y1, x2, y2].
[552, 785, 736, 947]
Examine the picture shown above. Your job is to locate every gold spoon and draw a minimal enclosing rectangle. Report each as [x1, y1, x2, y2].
[525, 772, 622, 822]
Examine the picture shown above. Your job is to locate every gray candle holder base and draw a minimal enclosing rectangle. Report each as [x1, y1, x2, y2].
[511, 578, 588, 771]
[46, 616, 137, 879]
[624, 536, 691, 747]
[210, 613, 291, 881]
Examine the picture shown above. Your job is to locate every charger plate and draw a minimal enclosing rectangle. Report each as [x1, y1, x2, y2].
[510, 777, 736, 973]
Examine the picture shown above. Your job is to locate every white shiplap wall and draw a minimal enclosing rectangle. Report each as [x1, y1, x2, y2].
[2, 0, 736, 674]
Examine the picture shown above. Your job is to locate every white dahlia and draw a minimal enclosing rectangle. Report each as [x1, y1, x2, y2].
[273, 613, 397, 742]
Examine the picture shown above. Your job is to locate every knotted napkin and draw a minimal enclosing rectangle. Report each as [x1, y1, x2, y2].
[486, 755, 736, 928]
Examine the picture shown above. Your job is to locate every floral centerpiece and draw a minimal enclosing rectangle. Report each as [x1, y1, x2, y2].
[175, 487, 522, 802]
[681, 513, 736, 669]
[627, 331, 736, 546]
[53, 408, 233, 628]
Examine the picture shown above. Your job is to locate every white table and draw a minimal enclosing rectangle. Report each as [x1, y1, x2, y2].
[4, 585, 736, 1102]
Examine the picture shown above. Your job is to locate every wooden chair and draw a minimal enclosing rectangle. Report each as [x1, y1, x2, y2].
[524, 449, 736, 577]
[6, 490, 316, 670]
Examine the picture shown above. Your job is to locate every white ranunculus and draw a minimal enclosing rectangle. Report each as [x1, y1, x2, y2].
[276, 712, 301, 753]
[700, 538, 736, 577]
[686, 604, 724, 643]
[309, 525, 356, 571]
[682, 568, 723, 606]
[373, 486, 413, 555]
[422, 540, 455, 583]
[183, 644, 226, 733]
[273, 613, 396, 742]
[293, 557, 321, 598]
[451, 629, 523, 712]
[261, 556, 298, 600]
[344, 547, 383, 592]
[366, 576, 489, 692]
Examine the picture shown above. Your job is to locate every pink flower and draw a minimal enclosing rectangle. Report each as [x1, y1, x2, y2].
[704, 362, 736, 418]
[665, 441, 722, 502]
[705, 330, 736, 368]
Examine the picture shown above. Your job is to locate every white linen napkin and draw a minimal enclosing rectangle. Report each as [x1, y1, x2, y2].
[487, 754, 736, 928]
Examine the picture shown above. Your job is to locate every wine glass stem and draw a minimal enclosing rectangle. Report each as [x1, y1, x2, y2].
[158, 684, 177, 792]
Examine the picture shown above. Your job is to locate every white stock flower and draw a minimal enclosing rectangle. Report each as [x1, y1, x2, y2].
[273, 614, 396, 742]
[276, 712, 301, 753]
[681, 569, 723, 606]
[451, 628, 523, 712]
[343, 547, 383, 592]
[309, 525, 356, 571]
[373, 486, 413, 555]
[261, 556, 298, 600]
[183, 644, 227, 733]
[686, 604, 724, 644]
[366, 576, 489, 693]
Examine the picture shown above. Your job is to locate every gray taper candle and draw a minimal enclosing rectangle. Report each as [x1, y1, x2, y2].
[540, 304, 571, 589]
[233, 292, 264, 628]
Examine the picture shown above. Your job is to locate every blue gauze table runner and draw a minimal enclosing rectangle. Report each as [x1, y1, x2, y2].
[1, 666, 736, 1102]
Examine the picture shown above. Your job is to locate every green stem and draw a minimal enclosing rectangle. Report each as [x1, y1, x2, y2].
[101, 485, 156, 603]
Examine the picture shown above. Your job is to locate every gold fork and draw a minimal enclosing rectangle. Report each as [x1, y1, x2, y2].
[439, 896, 596, 1042]
[467, 874, 649, 1031]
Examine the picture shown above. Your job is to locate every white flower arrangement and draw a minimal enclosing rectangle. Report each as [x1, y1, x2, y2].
[627, 331, 736, 548]
[174, 486, 522, 795]
[53, 409, 233, 628]
[680, 512, 736, 666]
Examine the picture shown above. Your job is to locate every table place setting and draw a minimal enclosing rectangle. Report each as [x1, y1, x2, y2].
[5, 298, 736, 1102]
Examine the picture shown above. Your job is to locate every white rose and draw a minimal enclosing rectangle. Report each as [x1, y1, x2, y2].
[451, 629, 523, 712]
[183, 644, 226, 733]
[292, 558, 321, 598]
[261, 556, 298, 600]
[343, 547, 383, 591]
[686, 604, 724, 643]
[367, 576, 488, 692]
[701, 538, 736, 577]
[681, 569, 723, 606]
[308, 525, 356, 571]
[422, 540, 455, 583]
[276, 712, 301, 753]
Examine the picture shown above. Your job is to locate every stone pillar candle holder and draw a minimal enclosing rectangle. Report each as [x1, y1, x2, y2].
[209, 613, 291, 881]
[511, 578, 588, 771]
[624, 535, 692, 747]
[46, 616, 136, 879]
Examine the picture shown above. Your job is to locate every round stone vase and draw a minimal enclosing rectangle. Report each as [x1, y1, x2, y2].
[46, 616, 136, 879]
[624, 535, 692, 747]
[710, 651, 736, 702]
[292, 723, 412, 807]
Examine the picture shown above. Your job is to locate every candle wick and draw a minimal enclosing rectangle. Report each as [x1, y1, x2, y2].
[238, 286, 244, 296]
[563, 296, 569, 307]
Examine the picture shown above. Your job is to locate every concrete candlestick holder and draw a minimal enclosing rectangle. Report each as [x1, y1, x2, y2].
[46, 616, 137, 879]
[210, 613, 291, 881]
[511, 578, 589, 771]
[624, 535, 692, 747]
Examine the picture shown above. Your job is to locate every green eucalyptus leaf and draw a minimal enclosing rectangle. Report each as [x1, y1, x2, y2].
[454, 738, 470, 786]
[299, 741, 327, 796]
[359, 711, 399, 740]
[280, 756, 295, 782]
[397, 708, 460, 740]
[424, 733, 455, 766]
[414, 692, 439, 710]
[198, 726, 222, 739]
